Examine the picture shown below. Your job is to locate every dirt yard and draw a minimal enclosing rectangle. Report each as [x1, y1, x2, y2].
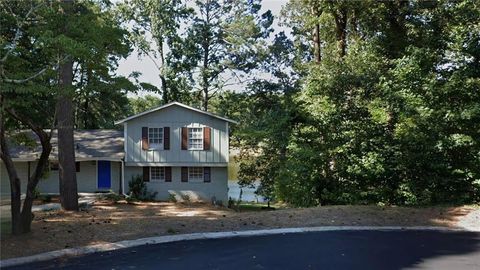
[0, 200, 478, 259]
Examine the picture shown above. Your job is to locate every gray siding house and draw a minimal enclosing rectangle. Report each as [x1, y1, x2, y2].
[0, 102, 235, 203]
[1, 130, 123, 199]
[117, 102, 235, 203]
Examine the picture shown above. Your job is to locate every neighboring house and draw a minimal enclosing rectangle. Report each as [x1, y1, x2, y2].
[0, 102, 235, 204]
[0, 130, 124, 200]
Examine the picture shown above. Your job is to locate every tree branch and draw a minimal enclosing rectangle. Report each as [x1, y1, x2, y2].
[1, 2, 44, 64]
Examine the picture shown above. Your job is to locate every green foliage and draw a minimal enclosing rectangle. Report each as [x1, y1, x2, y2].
[220, 0, 480, 207]
[127, 95, 163, 115]
[180, 193, 190, 202]
[128, 175, 158, 201]
[32, 188, 41, 200]
[10, 132, 37, 150]
[168, 193, 177, 203]
[2, 0, 479, 210]
[104, 192, 125, 202]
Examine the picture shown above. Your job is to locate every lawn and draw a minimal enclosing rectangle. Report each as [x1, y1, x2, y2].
[0, 199, 478, 260]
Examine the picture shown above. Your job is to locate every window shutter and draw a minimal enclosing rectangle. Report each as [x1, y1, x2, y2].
[165, 167, 172, 182]
[75, 162, 80, 172]
[142, 127, 149, 150]
[204, 167, 211, 182]
[163, 127, 170, 150]
[181, 127, 188, 150]
[203, 127, 211, 150]
[181, 167, 188, 182]
[143, 167, 150, 182]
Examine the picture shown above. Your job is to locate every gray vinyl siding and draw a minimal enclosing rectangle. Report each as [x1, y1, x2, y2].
[0, 161, 121, 199]
[124, 166, 228, 204]
[124, 105, 229, 165]
[1, 162, 29, 199]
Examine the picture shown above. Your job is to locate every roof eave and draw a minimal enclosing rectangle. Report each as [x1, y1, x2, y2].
[114, 102, 238, 125]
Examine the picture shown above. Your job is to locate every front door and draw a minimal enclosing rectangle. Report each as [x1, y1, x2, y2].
[97, 161, 111, 189]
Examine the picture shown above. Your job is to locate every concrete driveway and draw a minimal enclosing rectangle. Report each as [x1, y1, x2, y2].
[6, 230, 480, 270]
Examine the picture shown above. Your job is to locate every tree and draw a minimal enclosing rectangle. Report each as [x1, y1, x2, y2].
[0, 0, 135, 232]
[228, 0, 480, 207]
[52, 0, 136, 209]
[55, 0, 78, 211]
[0, 0, 58, 233]
[127, 95, 163, 114]
[183, 0, 273, 110]
[118, 0, 193, 103]
[211, 31, 300, 203]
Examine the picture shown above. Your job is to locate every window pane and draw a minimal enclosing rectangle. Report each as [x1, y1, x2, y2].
[148, 127, 163, 147]
[188, 128, 203, 150]
[151, 167, 165, 181]
[188, 167, 204, 182]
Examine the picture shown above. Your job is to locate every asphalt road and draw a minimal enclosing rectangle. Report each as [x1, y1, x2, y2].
[7, 230, 480, 270]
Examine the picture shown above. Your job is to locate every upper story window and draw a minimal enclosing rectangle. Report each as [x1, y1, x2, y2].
[188, 167, 204, 182]
[188, 127, 203, 150]
[148, 127, 163, 149]
[150, 167, 165, 182]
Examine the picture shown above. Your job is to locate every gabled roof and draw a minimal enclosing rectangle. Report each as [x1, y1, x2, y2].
[8, 130, 124, 161]
[114, 102, 238, 125]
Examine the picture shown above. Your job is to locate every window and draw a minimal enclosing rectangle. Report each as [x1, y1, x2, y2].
[188, 167, 204, 182]
[148, 127, 163, 149]
[150, 167, 165, 182]
[188, 127, 203, 150]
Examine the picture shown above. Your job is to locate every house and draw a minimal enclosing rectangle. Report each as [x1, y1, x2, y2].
[0, 102, 236, 204]
[0, 130, 124, 199]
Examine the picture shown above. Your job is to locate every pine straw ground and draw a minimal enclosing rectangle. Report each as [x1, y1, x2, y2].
[0, 200, 478, 259]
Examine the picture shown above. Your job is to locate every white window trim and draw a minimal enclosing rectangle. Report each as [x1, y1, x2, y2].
[188, 167, 204, 182]
[150, 167, 166, 182]
[148, 127, 164, 150]
[188, 127, 203, 150]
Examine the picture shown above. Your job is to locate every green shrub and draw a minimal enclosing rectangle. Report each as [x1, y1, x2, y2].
[104, 192, 124, 202]
[168, 193, 177, 203]
[32, 188, 41, 199]
[180, 193, 190, 202]
[128, 175, 158, 201]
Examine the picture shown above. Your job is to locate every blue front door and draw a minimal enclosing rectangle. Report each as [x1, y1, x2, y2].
[97, 161, 111, 189]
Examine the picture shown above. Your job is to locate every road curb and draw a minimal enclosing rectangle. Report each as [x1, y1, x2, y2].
[0, 226, 471, 268]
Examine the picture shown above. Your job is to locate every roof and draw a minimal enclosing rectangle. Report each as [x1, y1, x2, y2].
[114, 102, 238, 125]
[7, 130, 124, 161]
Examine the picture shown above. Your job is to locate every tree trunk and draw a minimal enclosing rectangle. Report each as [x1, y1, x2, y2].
[0, 105, 22, 235]
[312, 6, 322, 63]
[200, 2, 211, 112]
[1, 97, 54, 234]
[20, 129, 52, 232]
[56, 57, 79, 211]
[55, 0, 78, 211]
[385, 0, 408, 59]
[334, 7, 348, 58]
[158, 39, 169, 103]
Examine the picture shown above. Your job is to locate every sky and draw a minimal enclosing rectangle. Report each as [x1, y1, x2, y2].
[116, 0, 290, 97]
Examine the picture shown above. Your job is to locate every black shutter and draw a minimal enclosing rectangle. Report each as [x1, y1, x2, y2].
[204, 167, 211, 182]
[143, 167, 150, 182]
[165, 167, 172, 182]
[163, 127, 170, 150]
[142, 127, 149, 150]
[181, 127, 188, 150]
[203, 127, 211, 150]
[181, 167, 188, 182]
